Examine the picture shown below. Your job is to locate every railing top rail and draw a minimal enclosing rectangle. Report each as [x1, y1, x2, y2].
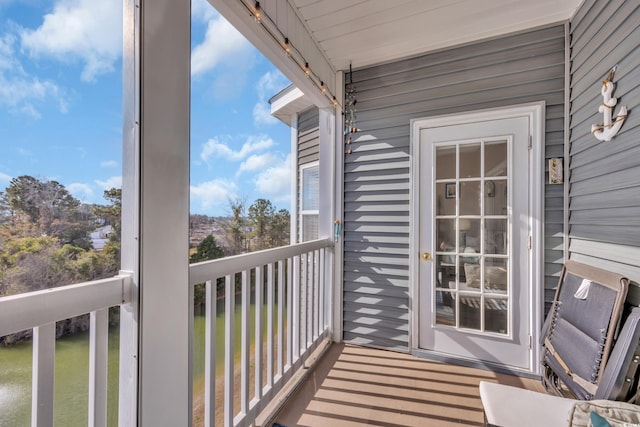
[189, 237, 333, 285]
[0, 274, 131, 338]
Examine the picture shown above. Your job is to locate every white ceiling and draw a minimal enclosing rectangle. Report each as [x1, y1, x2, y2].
[290, 0, 583, 71]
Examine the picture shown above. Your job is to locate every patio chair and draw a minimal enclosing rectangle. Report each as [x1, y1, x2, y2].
[541, 260, 629, 400]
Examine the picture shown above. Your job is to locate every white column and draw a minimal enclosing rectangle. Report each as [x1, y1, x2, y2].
[125, 0, 192, 425]
[290, 114, 299, 243]
[119, 1, 140, 424]
[319, 103, 341, 342]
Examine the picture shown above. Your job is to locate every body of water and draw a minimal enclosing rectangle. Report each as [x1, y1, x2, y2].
[0, 297, 270, 426]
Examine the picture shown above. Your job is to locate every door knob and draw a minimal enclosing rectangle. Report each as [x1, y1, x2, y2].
[421, 252, 432, 261]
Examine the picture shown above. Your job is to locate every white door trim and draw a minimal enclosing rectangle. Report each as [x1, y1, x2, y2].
[409, 102, 545, 374]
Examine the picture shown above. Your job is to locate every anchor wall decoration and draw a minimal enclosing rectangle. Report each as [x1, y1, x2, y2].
[591, 66, 628, 142]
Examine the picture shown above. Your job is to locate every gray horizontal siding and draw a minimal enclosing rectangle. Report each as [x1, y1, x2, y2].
[342, 24, 567, 350]
[297, 109, 319, 166]
[568, 0, 640, 302]
[298, 106, 319, 134]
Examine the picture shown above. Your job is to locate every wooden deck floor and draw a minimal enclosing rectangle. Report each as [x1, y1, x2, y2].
[272, 343, 545, 427]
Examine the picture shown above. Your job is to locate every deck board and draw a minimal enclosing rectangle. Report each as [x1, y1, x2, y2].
[272, 343, 545, 426]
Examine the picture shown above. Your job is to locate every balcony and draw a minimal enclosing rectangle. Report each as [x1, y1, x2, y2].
[1, 239, 334, 426]
[0, 236, 545, 427]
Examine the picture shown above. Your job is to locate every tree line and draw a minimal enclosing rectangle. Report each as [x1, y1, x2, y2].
[0, 175, 290, 344]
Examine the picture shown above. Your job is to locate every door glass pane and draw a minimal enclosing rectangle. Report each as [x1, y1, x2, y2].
[436, 292, 456, 326]
[485, 297, 508, 333]
[484, 258, 508, 293]
[459, 295, 481, 330]
[484, 218, 507, 255]
[485, 219, 507, 255]
[461, 260, 481, 288]
[460, 181, 480, 215]
[485, 179, 507, 215]
[436, 183, 456, 215]
[459, 218, 480, 252]
[436, 255, 456, 289]
[436, 219, 455, 253]
[436, 146, 456, 180]
[460, 143, 481, 178]
[485, 141, 508, 176]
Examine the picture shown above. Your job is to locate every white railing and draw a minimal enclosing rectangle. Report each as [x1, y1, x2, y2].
[0, 238, 332, 427]
[189, 238, 333, 427]
[0, 274, 132, 427]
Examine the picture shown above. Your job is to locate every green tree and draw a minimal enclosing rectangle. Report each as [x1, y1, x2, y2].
[221, 197, 246, 255]
[190, 234, 225, 307]
[248, 198, 275, 251]
[271, 208, 290, 247]
[1, 176, 94, 248]
[93, 188, 122, 243]
[190, 235, 225, 263]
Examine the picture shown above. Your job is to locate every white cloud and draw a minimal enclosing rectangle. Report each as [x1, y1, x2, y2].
[95, 175, 122, 190]
[255, 153, 291, 202]
[256, 70, 288, 100]
[200, 135, 274, 164]
[190, 179, 238, 212]
[68, 182, 94, 201]
[237, 153, 278, 176]
[20, 0, 123, 82]
[191, 15, 252, 77]
[0, 34, 68, 118]
[0, 172, 11, 184]
[253, 70, 289, 126]
[100, 160, 118, 168]
[253, 102, 277, 126]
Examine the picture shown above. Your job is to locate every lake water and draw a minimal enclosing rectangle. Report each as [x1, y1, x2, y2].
[0, 299, 264, 426]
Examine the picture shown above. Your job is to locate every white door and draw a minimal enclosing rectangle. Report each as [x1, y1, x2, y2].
[413, 105, 543, 372]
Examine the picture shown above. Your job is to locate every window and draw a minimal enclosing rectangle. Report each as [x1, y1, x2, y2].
[300, 162, 319, 241]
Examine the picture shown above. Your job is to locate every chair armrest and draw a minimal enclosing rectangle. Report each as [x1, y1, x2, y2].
[479, 381, 576, 426]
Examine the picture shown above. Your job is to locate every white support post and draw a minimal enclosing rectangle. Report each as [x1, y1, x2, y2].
[313, 249, 320, 339]
[287, 258, 294, 367]
[290, 114, 299, 244]
[292, 255, 301, 361]
[254, 266, 264, 401]
[135, 0, 191, 425]
[300, 253, 307, 353]
[31, 323, 55, 427]
[318, 106, 338, 343]
[319, 249, 325, 333]
[241, 270, 250, 415]
[224, 275, 235, 427]
[266, 262, 275, 390]
[89, 309, 109, 427]
[277, 260, 285, 377]
[119, 0, 140, 424]
[204, 280, 216, 427]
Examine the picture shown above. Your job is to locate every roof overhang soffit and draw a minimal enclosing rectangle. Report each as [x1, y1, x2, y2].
[208, 0, 337, 109]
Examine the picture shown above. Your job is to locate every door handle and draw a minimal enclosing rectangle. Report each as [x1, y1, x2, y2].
[421, 252, 432, 261]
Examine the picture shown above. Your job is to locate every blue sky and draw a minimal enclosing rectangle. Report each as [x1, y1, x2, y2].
[0, 0, 292, 217]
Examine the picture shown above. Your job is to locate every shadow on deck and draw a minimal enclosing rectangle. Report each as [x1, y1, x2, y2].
[272, 343, 544, 427]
